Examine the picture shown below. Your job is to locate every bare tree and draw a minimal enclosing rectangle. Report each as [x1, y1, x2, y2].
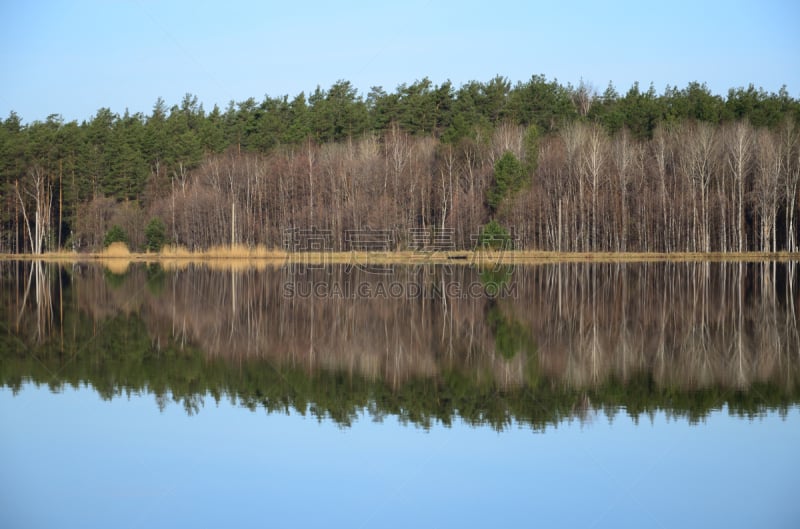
[754, 129, 780, 251]
[651, 125, 672, 251]
[611, 130, 635, 251]
[561, 123, 588, 251]
[779, 120, 800, 252]
[15, 166, 53, 255]
[724, 121, 753, 252]
[581, 123, 607, 251]
[678, 122, 717, 252]
[572, 80, 595, 118]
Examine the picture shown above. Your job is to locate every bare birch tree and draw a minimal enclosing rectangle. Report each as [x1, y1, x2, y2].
[15, 166, 53, 255]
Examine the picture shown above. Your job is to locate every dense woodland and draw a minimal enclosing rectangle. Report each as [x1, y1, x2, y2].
[2, 75, 800, 253]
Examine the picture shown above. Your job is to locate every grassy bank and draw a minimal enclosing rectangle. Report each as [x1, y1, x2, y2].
[2, 242, 800, 267]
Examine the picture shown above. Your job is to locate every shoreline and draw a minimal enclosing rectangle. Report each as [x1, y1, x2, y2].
[2, 249, 800, 265]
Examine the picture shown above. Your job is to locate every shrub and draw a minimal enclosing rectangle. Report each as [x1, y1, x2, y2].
[144, 218, 167, 253]
[103, 225, 128, 248]
[477, 219, 512, 250]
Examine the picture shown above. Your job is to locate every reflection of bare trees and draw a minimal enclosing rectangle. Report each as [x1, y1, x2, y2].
[12, 261, 800, 393]
[12, 261, 54, 344]
[515, 262, 800, 392]
[66, 265, 503, 387]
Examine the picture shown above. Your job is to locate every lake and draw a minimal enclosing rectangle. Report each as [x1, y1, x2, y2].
[1, 260, 799, 528]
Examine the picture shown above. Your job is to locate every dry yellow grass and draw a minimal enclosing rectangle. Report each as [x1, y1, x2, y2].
[156, 244, 287, 260]
[201, 244, 288, 259]
[503, 250, 799, 263]
[2, 248, 800, 265]
[100, 242, 132, 257]
[152, 244, 288, 270]
[158, 244, 195, 258]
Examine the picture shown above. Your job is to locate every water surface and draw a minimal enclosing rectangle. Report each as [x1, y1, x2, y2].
[1, 261, 799, 528]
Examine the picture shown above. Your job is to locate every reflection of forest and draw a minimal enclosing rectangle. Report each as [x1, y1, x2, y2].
[2, 261, 799, 429]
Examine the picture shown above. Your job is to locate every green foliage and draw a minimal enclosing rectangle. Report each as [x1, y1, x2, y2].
[725, 84, 793, 128]
[506, 74, 577, 132]
[588, 83, 624, 133]
[488, 151, 526, 211]
[103, 225, 127, 247]
[590, 82, 666, 138]
[523, 124, 540, 173]
[477, 219, 511, 249]
[308, 80, 369, 142]
[366, 86, 395, 132]
[396, 78, 438, 134]
[144, 218, 166, 253]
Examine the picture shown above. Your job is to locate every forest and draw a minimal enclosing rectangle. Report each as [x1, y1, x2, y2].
[2, 75, 800, 254]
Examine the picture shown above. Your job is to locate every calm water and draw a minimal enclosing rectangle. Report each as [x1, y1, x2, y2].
[1, 260, 799, 528]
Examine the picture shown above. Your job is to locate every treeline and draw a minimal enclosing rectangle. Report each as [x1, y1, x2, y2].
[2, 75, 799, 252]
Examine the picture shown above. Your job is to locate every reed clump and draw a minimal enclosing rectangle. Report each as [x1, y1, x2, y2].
[101, 242, 132, 257]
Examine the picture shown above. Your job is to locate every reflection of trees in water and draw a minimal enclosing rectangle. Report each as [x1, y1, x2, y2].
[137, 265, 503, 388]
[7, 263, 800, 389]
[48, 263, 800, 388]
[8, 260, 55, 345]
[2, 260, 800, 428]
[5, 261, 796, 392]
[512, 262, 800, 392]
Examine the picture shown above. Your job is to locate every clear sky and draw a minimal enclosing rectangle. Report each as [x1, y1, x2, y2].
[1, 0, 799, 123]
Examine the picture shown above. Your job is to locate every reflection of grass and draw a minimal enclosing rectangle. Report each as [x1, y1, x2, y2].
[101, 259, 131, 275]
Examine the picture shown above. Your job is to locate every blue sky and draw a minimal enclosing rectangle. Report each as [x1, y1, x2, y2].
[1, 0, 799, 123]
